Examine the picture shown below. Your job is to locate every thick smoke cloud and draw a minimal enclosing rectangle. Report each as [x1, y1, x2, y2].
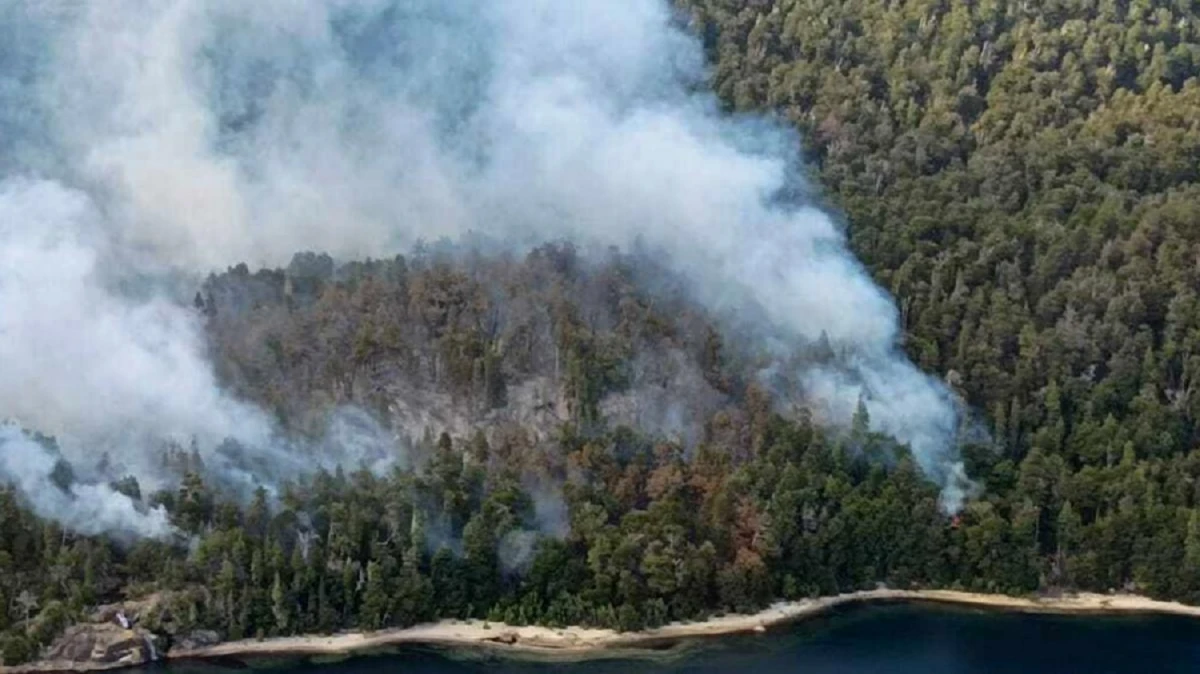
[0, 0, 971, 536]
[0, 179, 273, 454]
[0, 177, 397, 533]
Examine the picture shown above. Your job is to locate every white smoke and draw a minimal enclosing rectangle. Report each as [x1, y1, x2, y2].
[0, 179, 274, 453]
[0, 179, 402, 534]
[499, 482, 570, 575]
[0, 423, 175, 539]
[0, 0, 973, 537]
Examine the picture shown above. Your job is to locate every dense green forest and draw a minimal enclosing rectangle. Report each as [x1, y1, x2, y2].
[680, 0, 1200, 576]
[6, 0, 1200, 665]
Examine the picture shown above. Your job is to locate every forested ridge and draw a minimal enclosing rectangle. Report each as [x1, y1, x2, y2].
[677, 0, 1200, 593]
[5, 0, 1200, 665]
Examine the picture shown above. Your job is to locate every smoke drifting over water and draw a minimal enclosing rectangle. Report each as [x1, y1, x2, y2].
[0, 0, 971, 535]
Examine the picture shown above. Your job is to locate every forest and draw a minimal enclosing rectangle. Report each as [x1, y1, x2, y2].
[5, 0, 1200, 664]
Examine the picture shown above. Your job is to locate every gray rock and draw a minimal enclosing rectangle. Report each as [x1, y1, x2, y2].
[172, 630, 222, 652]
[43, 623, 162, 668]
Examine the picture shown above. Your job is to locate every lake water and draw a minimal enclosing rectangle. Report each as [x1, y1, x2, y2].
[152, 602, 1200, 674]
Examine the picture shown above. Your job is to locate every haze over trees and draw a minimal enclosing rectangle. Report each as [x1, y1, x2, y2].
[5, 0, 1200, 665]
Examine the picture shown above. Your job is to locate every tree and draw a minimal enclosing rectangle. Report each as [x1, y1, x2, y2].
[360, 561, 389, 631]
[1054, 501, 1083, 587]
[271, 572, 290, 635]
[1, 635, 33, 666]
[14, 591, 36, 626]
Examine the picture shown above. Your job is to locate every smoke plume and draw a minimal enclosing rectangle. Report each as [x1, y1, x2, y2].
[0, 423, 175, 539]
[0, 0, 971, 536]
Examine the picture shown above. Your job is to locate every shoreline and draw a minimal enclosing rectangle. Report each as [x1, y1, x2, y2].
[9, 589, 1200, 672]
[159, 589, 1200, 660]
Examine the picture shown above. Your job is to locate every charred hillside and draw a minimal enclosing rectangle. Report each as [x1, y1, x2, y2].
[197, 244, 798, 463]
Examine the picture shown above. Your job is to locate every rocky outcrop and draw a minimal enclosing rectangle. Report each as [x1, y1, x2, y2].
[47, 623, 161, 664]
[171, 630, 221, 652]
[3, 624, 163, 673]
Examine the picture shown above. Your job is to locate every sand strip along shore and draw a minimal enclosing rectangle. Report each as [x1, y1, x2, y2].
[8, 589, 1200, 672]
[167, 589, 1200, 660]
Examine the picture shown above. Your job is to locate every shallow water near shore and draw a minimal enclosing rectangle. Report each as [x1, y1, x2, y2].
[145, 602, 1200, 674]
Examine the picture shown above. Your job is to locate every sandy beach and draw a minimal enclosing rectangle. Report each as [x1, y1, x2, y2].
[165, 589, 1200, 662]
[7, 588, 1198, 673]
[7, 587, 1198, 674]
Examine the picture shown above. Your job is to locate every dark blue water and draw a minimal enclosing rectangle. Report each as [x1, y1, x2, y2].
[154, 603, 1200, 674]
